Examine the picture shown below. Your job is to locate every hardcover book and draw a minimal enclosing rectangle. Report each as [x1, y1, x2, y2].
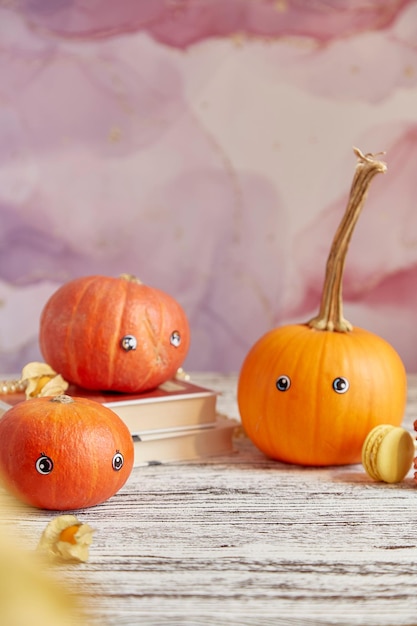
[0, 378, 218, 435]
[132, 415, 237, 466]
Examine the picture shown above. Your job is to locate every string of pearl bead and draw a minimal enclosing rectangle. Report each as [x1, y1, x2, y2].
[0, 379, 27, 394]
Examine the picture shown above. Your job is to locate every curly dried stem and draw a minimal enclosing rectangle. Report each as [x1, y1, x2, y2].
[307, 147, 386, 333]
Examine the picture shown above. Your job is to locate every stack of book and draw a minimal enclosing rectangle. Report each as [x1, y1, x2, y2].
[0, 378, 237, 467]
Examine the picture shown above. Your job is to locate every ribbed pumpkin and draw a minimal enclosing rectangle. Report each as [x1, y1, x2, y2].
[0, 395, 134, 510]
[39, 274, 190, 392]
[238, 149, 407, 466]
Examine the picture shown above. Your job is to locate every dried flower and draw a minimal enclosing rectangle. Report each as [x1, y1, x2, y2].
[37, 515, 94, 563]
[21, 362, 69, 399]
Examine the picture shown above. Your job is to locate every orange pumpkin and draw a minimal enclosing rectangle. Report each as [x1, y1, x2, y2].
[0, 394, 134, 510]
[39, 274, 190, 392]
[238, 149, 407, 466]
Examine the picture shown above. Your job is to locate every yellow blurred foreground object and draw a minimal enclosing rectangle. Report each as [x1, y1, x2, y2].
[0, 538, 85, 626]
[0, 494, 87, 626]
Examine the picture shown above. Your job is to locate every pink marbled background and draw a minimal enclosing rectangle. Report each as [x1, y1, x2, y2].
[1, 0, 417, 374]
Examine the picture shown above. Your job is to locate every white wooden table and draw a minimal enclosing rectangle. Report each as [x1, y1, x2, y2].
[3, 373, 417, 626]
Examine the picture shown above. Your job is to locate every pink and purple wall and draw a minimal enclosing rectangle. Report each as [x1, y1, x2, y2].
[1, 1, 417, 374]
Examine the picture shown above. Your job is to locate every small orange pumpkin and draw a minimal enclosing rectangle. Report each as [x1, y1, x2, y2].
[238, 149, 407, 466]
[0, 394, 134, 510]
[39, 274, 190, 392]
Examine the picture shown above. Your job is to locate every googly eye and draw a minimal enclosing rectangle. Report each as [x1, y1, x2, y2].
[170, 331, 181, 347]
[276, 375, 291, 392]
[35, 454, 54, 475]
[121, 335, 137, 351]
[112, 451, 124, 471]
[333, 377, 350, 394]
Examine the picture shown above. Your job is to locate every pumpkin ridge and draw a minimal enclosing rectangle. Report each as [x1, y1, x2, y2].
[247, 332, 279, 453]
[269, 325, 313, 459]
[277, 327, 336, 465]
[144, 303, 159, 351]
[308, 329, 331, 463]
[239, 325, 305, 460]
[353, 327, 406, 428]
[155, 294, 169, 369]
[319, 331, 360, 462]
[107, 278, 130, 390]
[88, 277, 127, 390]
[274, 324, 307, 462]
[63, 276, 101, 385]
[60, 405, 100, 507]
[140, 295, 165, 388]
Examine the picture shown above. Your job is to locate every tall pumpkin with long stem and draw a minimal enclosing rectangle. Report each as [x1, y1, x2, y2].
[238, 148, 407, 466]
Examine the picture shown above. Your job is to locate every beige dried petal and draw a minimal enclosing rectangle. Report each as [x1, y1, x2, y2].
[21, 362, 57, 380]
[37, 375, 69, 397]
[21, 362, 69, 399]
[37, 515, 94, 563]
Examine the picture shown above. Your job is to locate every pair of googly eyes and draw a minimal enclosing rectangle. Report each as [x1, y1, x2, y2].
[35, 451, 125, 475]
[120, 331, 181, 351]
[276, 376, 350, 394]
